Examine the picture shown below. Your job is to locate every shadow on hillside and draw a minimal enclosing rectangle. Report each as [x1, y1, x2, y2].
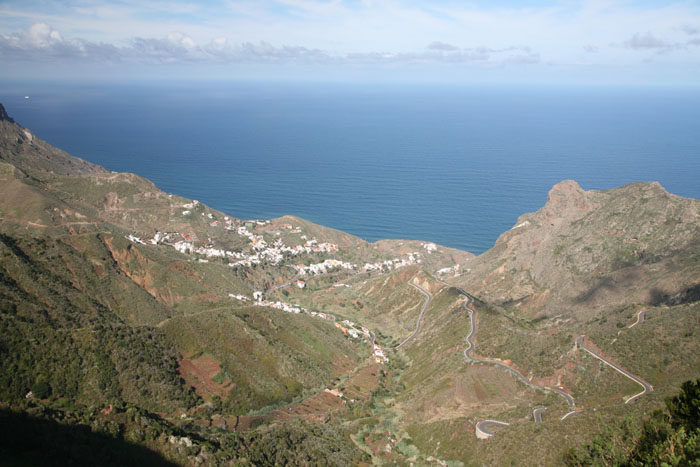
[576, 271, 700, 307]
[649, 283, 700, 306]
[573, 267, 642, 304]
[0, 408, 177, 467]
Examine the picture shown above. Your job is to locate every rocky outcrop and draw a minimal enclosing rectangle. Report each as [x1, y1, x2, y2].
[0, 102, 107, 175]
[0, 103, 15, 123]
[103, 192, 123, 211]
[541, 180, 595, 222]
[455, 180, 700, 319]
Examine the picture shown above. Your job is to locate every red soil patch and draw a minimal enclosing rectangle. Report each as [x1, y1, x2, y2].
[178, 354, 231, 399]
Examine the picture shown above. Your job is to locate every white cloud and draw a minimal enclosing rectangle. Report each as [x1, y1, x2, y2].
[1, 1, 700, 83]
[0, 22, 540, 68]
[25, 22, 62, 47]
[131, 33, 201, 61]
[0, 22, 121, 61]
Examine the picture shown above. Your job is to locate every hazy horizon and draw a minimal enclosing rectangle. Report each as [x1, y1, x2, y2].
[4, 80, 698, 254]
[1, 1, 699, 86]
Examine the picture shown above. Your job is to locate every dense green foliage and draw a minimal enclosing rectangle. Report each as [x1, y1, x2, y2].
[566, 379, 700, 466]
[0, 403, 368, 466]
[0, 233, 198, 411]
[163, 306, 362, 415]
[1, 111, 699, 465]
[216, 420, 369, 466]
[0, 405, 178, 466]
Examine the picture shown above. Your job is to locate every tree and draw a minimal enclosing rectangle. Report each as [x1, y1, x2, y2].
[666, 379, 700, 431]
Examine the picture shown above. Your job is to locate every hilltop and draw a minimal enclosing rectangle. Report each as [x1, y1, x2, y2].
[452, 179, 700, 320]
[0, 102, 698, 465]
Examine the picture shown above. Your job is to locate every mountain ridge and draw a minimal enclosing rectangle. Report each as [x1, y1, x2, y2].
[0, 102, 698, 465]
[452, 178, 700, 320]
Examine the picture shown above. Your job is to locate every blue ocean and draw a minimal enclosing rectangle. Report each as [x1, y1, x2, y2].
[2, 81, 699, 254]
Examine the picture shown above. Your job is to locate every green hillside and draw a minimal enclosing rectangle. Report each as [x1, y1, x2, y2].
[0, 103, 698, 465]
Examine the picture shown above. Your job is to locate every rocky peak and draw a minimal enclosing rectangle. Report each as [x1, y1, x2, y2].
[0, 103, 15, 124]
[541, 180, 593, 221]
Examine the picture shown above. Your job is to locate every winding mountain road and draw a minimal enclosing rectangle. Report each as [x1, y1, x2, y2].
[387, 281, 432, 351]
[628, 309, 647, 328]
[560, 410, 581, 421]
[533, 406, 547, 423]
[372, 278, 653, 439]
[475, 420, 510, 439]
[458, 288, 576, 409]
[575, 336, 653, 404]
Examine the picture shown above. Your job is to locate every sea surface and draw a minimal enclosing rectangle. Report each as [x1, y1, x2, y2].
[2, 81, 699, 254]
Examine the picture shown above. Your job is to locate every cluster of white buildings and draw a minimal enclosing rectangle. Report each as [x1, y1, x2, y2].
[123, 206, 431, 292]
[123, 216, 345, 272]
[123, 227, 425, 286]
[334, 319, 370, 340]
[262, 300, 304, 314]
[422, 242, 438, 252]
[362, 252, 421, 272]
[373, 344, 389, 364]
[225, 237, 340, 269]
[228, 293, 249, 301]
[231, 291, 304, 314]
[180, 200, 199, 217]
[436, 264, 460, 276]
[309, 310, 330, 320]
[294, 258, 357, 275]
[125, 234, 147, 245]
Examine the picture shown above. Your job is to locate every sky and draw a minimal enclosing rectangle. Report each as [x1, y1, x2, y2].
[1, 0, 700, 84]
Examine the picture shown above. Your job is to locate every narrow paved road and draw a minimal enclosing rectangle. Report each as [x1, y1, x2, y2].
[451, 285, 651, 436]
[628, 309, 647, 328]
[475, 420, 510, 439]
[458, 288, 576, 409]
[533, 406, 547, 423]
[387, 281, 432, 351]
[560, 410, 581, 421]
[576, 336, 652, 404]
